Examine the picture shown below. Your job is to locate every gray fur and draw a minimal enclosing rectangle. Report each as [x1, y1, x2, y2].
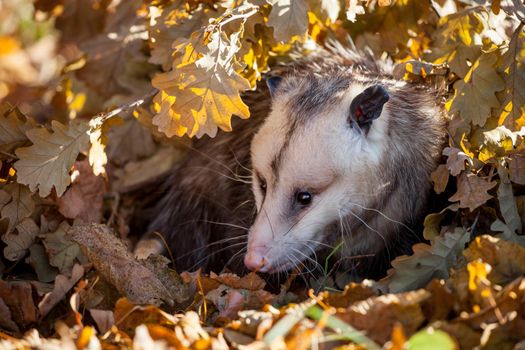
[136, 44, 446, 279]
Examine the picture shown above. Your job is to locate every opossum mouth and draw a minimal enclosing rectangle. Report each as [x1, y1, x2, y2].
[264, 257, 306, 273]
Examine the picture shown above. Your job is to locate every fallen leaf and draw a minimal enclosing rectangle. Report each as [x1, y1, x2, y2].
[463, 235, 525, 285]
[0, 281, 38, 330]
[423, 204, 459, 241]
[442, 147, 471, 176]
[497, 165, 521, 234]
[27, 244, 58, 283]
[38, 264, 85, 319]
[42, 221, 82, 275]
[152, 30, 251, 138]
[509, 152, 525, 185]
[14, 120, 90, 197]
[210, 272, 266, 291]
[89, 309, 115, 334]
[381, 228, 470, 293]
[58, 160, 105, 223]
[113, 146, 182, 192]
[0, 183, 35, 234]
[338, 289, 430, 344]
[499, 25, 525, 128]
[68, 223, 191, 306]
[448, 173, 496, 211]
[307, 0, 340, 23]
[431, 164, 449, 194]
[267, 0, 308, 43]
[2, 218, 39, 261]
[106, 118, 155, 165]
[0, 103, 35, 156]
[406, 328, 456, 350]
[448, 51, 505, 127]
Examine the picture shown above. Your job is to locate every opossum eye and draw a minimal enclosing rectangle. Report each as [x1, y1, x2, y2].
[260, 181, 267, 193]
[296, 191, 312, 206]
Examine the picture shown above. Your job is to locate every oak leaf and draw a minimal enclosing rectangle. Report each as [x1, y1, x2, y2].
[430, 164, 449, 194]
[152, 30, 251, 138]
[14, 120, 90, 197]
[442, 147, 471, 176]
[381, 228, 471, 293]
[38, 264, 84, 319]
[42, 221, 82, 275]
[0, 103, 35, 156]
[2, 218, 39, 261]
[0, 183, 35, 235]
[106, 118, 155, 165]
[58, 160, 105, 222]
[448, 173, 496, 211]
[448, 51, 505, 127]
[497, 165, 521, 234]
[509, 153, 525, 185]
[499, 25, 525, 128]
[267, 0, 308, 43]
[463, 235, 525, 285]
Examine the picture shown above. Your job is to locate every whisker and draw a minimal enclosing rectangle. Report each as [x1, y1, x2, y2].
[186, 241, 247, 271]
[175, 235, 247, 260]
[347, 210, 391, 262]
[187, 166, 252, 184]
[346, 201, 415, 234]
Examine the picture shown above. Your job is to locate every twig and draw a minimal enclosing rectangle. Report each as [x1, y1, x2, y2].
[90, 89, 157, 129]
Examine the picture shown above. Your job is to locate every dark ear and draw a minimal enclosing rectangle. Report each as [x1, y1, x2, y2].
[349, 84, 389, 132]
[266, 76, 283, 97]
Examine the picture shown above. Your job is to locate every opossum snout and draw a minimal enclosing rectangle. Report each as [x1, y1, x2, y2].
[244, 247, 270, 272]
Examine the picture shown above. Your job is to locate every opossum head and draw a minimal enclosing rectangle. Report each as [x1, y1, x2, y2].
[245, 75, 391, 273]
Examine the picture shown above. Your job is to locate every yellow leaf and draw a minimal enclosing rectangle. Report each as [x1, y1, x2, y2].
[499, 25, 525, 129]
[449, 51, 505, 127]
[152, 30, 251, 138]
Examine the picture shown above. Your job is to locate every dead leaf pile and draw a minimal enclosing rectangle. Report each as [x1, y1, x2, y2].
[1, 0, 525, 349]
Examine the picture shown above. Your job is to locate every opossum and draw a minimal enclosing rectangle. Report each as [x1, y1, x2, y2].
[135, 44, 446, 280]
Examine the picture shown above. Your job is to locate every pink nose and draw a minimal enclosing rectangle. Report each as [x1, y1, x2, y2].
[244, 249, 269, 272]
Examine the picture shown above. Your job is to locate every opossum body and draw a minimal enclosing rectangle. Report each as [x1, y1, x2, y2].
[135, 44, 446, 279]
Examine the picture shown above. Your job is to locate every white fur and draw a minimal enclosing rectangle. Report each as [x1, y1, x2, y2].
[246, 83, 390, 272]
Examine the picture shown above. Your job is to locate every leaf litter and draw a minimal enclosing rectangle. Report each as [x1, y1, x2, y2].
[1, 0, 525, 349]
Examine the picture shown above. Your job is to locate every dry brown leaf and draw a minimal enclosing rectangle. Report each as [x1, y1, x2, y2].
[42, 221, 81, 275]
[14, 120, 90, 198]
[443, 147, 471, 176]
[89, 309, 115, 334]
[68, 223, 191, 306]
[0, 281, 38, 330]
[38, 264, 85, 319]
[113, 146, 182, 192]
[509, 153, 525, 185]
[106, 118, 156, 165]
[210, 272, 266, 291]
[463, 235, 525, 285]
[58, 160, 105, 223]
[337, 289, 430, 344]
[2, 217, 39, 261]
[431, 164, 449, 194]
[321, 281, 377, 309]
[0, 183, 35, 235]
[267, 0, 308, 42]
[448, 173, 496, 211]
[0, 103, 35, 156]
